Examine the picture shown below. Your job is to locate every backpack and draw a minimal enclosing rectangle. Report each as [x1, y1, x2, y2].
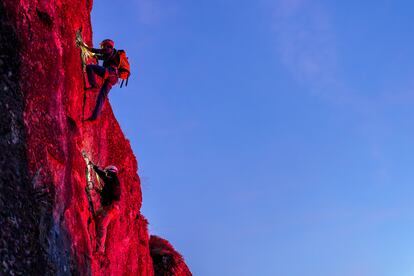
[115, 49, 130, 87]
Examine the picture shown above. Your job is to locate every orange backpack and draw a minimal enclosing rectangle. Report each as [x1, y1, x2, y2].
[116, 49, 130, 87]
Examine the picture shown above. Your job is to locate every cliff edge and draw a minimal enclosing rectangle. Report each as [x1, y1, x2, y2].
[0, 1, 191, 275]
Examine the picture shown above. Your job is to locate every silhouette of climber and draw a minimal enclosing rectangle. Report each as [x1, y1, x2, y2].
[88, 160, 121, 254]
[84, 39, 119, 121]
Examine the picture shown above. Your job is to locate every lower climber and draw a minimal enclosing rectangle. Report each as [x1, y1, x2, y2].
[87, 159, 121, 254]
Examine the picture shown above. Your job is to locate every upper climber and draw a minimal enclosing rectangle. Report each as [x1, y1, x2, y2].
[83, 39, 129, 121]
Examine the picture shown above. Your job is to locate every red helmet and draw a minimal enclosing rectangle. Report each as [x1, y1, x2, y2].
[105, 165, 119, 174]
[100, 39, 114, 49]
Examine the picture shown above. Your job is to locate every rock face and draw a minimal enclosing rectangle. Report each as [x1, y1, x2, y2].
[0, 1, 190, 275]
[150, 236, 192, 276]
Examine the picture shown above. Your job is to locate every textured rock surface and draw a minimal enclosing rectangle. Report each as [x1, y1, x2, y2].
[0, 3, 53, 274]
[150, 236, 192, 276]
[1, 1, 190, 275]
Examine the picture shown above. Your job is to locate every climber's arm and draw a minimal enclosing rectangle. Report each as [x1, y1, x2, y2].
[87, 47, 112, 59]
[92, 165, 110, 183]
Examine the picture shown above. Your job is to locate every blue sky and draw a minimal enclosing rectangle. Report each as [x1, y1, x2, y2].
[92, 1, 414, 275]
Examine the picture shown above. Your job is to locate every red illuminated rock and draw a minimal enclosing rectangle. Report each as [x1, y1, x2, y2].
[0, 1, 190, 275]
[150, 236, 192, 276]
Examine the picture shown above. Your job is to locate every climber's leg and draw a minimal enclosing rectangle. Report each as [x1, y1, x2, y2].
[86, 72, 117, 121]
[95, 204, 119, 254]
[86, 64, 106, 89]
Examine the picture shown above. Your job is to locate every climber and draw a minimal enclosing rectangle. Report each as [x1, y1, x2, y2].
[87, 159, 121, 254]
[84, 39, 119, 121]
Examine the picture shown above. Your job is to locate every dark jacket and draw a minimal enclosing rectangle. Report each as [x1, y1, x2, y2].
[90, 47, 119, 69]
[93, 165, 121, 206]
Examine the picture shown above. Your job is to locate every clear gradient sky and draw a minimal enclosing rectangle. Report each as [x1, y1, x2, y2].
[92, 1, 414, 275]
